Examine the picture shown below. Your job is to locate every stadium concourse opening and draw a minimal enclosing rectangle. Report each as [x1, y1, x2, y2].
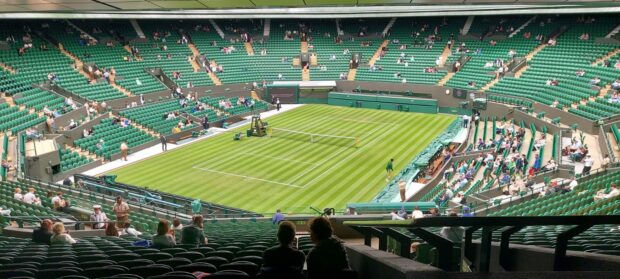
[1, 9, 620, 279]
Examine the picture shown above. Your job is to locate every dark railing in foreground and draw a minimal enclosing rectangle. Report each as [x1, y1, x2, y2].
[345, 215, 620, 272]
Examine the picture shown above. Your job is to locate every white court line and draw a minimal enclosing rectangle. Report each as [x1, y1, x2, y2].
[286, 123, 395, 185]
[298, 123, 401, 188]
[240, 152, 317, 166]
[322, 116, 397, 125]
[192, 166, 304, 188]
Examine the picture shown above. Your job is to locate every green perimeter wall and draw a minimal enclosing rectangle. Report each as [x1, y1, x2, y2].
[328, 92, 438, 114]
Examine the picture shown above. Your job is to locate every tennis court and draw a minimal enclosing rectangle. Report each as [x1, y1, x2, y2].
[109, 105, 456, 214]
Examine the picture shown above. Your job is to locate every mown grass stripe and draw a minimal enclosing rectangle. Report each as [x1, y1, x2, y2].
[110, 105, 456, 214]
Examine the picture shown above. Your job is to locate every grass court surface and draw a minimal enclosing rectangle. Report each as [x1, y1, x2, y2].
[109, 105, 456, 214]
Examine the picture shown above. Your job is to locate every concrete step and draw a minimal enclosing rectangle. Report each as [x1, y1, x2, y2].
[130, 19, 146, 39]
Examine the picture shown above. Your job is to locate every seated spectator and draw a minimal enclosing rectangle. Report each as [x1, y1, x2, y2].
[153, 220, 176, 248]
[575, 69, 585, 77]
[26, 128, 43, 141]
[390, 210, 405, 220]
[181, 215, 208, 246]
[544, 159, 557, 171]
[32, 219, 53, 245]
[411, 206, 424, 219]
[306, 217, 350, 279]
[612, 79, 620, 90]
[51, 192, 70, 212]
[594, 184, 619, 201]
[172, 217, 183, 231]
[120, 222, 142, 237]
[90, 205, 108, 230]
[440, 211, 464, 243]
[261, 221, 305, 276]
[551, 99, 559, 108]
[14, 188, 23, 201]
[462, 206, 474, 217]
[589, 77, 601, 86]
[105, 223, 120, 237]
[50, 222, 77, 245]
[0, 206, 11, 216]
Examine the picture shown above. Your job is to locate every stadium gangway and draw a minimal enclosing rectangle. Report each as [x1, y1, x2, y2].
[74, 174, 262, 218]
[77, 179, 183, 210]
[344, 215, 620, 272]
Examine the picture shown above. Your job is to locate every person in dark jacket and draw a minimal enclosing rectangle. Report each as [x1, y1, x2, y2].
[181, 215, 208, 247]
[261, 221, 305, 277]
[306, 217, 350, 279]
[32, 219, 53, 245]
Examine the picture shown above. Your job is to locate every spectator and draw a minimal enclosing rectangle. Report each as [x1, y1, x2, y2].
[51, 192, 70, 212]
[569, 178, 579, 191]
[105, 223, 120, 237]
[411, 206, 424, 219]
[121, 222, 142, 237]
[272, 209, 285, 224]
[120, 142, 129, 161]
[261, 221, 305, 276]
[602, 154, 611, 170]
[440, 211, 464, 243]
[153, 220, 176, 248]
[14, 188, 23, 201]
[90, 205, 108, 229]
[306, 217, 350, 279]
[391, 210, 405, 220]
[462, 206, 474, 217]
[113, 196, 130, 225]
[50, 222, 77, 245]
[181, 215, 208, 246]
[594, 184, 619, 201]
[32, 219, 53, 245]
[582, 155, 594, 175]
[172, 217, 183, 231]
[0, 207, 10, 216]
[63, 177, 72, 186]
[398, 180, 407, 202]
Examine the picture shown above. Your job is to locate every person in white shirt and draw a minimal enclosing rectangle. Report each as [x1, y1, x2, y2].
[440, 212, 464, 243]
[120, 222, 142, 236]
[90, 205, 108, 230]
[594, 184, 619, 201]
[568, 178, 579, 191]
[14, 188, 23, 201]
[582, 155, 594, 175]
[0, 207, 11, 216]
[411, 206, 424, 219]
[50, 222, 77, 245]
[23, 188, 41, 205]
[390, 210, 405, 220]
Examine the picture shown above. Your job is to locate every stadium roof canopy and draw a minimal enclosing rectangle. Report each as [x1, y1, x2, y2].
[0, 0, 619, 18]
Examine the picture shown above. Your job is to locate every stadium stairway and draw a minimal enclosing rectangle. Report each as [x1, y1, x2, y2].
[438, 72, 455, 86]
[187, 44, 202, 72]
[109, 74, 134, 97]
[57, 44, 94, 83]
[591, 47, 620, 66]
[368, 40, 390, 66]
[438, 41, 453, 67]
[479, 76, 500, 92]
[347, 68, 357, 80]
[0, 61, 16, 74]
[508, 15, 537, 38]
[244, 41, 254, 55]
